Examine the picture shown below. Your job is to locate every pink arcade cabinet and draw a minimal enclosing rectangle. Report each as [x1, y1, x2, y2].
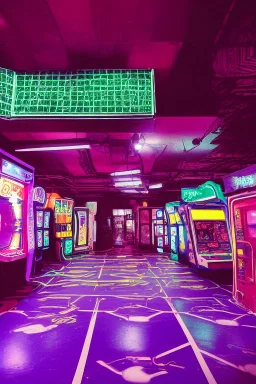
[224, 165, 256, 312]
[0, 150, 35, 292]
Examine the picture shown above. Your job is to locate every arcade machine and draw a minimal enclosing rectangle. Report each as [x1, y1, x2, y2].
[125, 212, 135, 245]
[137, 207, 166, 251]
[165, 201, 186, 261]
[86, 202, 97, 251]
[73, 207, 89, 254]
[32, 187, 51, 274]
[45, 193, 74, 260]
[152, 208, 168, 253]
[223, 165, 256, 312]
[0, 150, 35, 293]
[178, 181, 232, 270]
[112, 209, 134, 247]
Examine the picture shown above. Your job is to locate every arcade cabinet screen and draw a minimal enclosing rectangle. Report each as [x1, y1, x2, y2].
[175, 212, 182, 224]
[64, 238, 73, 255]
[140, 209, 150, 245]
[78, 213, 87, 246]
[37, 230, 43, 248]
[44, 211, 50, 229]
[191, 209, 231, 254]
[36, 211, 43, 228]
[44, 231, 49, 247]
[246, 210, 256, 238]
[55, 199, 61, 213]
[62, 200, 68, 213]
[156, 210, 163, 219]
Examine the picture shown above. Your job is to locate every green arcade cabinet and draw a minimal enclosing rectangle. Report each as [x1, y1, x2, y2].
[178, 181, 232, 270]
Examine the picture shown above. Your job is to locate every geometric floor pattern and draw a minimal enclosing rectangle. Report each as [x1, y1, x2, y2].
[0, 254, 256, 383]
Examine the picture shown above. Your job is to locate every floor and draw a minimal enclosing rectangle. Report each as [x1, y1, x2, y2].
[0, 254, 256, 384]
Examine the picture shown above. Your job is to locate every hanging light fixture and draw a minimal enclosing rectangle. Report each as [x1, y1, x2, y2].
[131, 133, 145, 152]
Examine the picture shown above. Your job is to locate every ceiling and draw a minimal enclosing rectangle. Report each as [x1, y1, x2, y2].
[0, 0, 256, 202]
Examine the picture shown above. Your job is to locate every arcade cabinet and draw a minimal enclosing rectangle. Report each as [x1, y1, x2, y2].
[32, 187, 51, 274]
[152, 208, 168, 253]
[165, 201, 186, 261]
[137, 207, 166, 251]
[45, 193, 74, 260]
[223, 165, 256, 312]
[86, 202, 97, 251]
[112, 209, 134, 247]
[73, 207, 89, 254]
[178, 181, 232, 270]
[0, 150, 34, 294]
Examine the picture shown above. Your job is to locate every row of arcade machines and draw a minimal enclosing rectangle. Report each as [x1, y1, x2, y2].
[33, 191, 97, 273]
[0, 148, 97, 295]
[137, 182, 232, 269]
[162, 173, 256, 314]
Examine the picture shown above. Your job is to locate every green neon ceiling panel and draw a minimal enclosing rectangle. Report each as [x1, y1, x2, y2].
[0, 68, 155, 118]
[0, 69, 14, 117]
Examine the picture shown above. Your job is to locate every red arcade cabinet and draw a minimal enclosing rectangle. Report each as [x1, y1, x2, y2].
[0, 150, 34, 292]
[224, 165, 256, 312]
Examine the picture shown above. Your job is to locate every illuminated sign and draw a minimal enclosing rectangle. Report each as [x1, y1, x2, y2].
[0, 178, 24, 200]
[233, 175, 256, 189]
[86, 202, 97, 215]
[2, 159, 33, 183]
[33, 187, 46, 205]
[181, 181, 226, 203]
[166, 202, 180, 213]
[223, 165, 256, 194]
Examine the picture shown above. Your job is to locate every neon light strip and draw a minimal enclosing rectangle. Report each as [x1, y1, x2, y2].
[110, 169, 141, 176]
[122, 189, 148, 194]
[115, 180, 142, 187]
[16, 144, 91, 152]
[149, 183, 163, 189]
